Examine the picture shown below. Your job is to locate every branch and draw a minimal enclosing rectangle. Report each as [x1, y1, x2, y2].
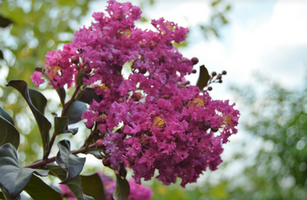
[25, 143, 97, 169]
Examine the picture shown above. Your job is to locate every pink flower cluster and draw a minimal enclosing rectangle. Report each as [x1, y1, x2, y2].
[60, 172, 153, 200]
[33, 0, 240, 187]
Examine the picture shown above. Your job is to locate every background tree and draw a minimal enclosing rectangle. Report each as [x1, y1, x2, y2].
[225, 76, 307, 199]
[0, 0, 94, 165]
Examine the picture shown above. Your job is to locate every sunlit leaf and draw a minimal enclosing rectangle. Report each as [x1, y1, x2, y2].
[0, 143, 49, 199]
[113, 173, 130, 200]
[7, 80, 51, 157]
[196, 65, 210, 90]
[56, 140, 86, 184]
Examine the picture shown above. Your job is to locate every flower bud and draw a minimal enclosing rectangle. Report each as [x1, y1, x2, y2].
[191, 57, 199, 65]
[35, 67, 43, 72]
[211, 71, 217, 76]
[118, 97, 125, 103]
[71, 55, 79, 65]
[199, 120, 211, 130]
[103, 157, 111, 167]
[96, 114, 108, 123]
[149, 41, 157, 50]
[222, 70, 227, 75]
[192, 69, 197, 74]
[211, 127, 219, 132]
[84, 63, 91, 74]
[132, 92, 142, 101]
[208, 86, 213, 91]
[96, 139, 104, 148]
[129, 157, 135, 165]
[139, 68, 147, 74]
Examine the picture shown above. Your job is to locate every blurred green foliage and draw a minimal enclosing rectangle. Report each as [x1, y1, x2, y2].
[224, 76, 307, 199]
[0, 0, 94, 165]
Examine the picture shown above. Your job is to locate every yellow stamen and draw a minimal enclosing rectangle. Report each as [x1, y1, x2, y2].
[151, 116, 165, 128]
[98, 83, 109, 91]
[194, 98, 204, 107]
[46, 66, 61, 80]
[225, 115, 232, 124]
[167, 25, 175, 30]
[121, 28, 131, 38]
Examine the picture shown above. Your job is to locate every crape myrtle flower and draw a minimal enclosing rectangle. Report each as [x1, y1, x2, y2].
[103, 86, 239, 187]
[34, 0, 240, 188]
[30, 71, 45, 87]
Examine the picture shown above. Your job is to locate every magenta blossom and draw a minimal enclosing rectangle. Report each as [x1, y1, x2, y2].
[30, 71, 45, 87]
[36, 0, 240, 188]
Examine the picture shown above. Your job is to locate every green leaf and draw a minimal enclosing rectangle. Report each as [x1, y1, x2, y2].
[47, 165, 94, 200]
[76, 71, 86, 86]
[28, 89, 47, 114]
[56, 140, 86, 184]
[78, 88, 102, 104]
[211, 0, 221, 7]
[113, 174, 130, 200]
[7, 80, 51, 157]
[118, 163, 127, 178]
[54, 116, 69, 135]
[0, 50, 3, 60]
[0, 143, 49, 199]
[56, 88, 66, 106]
[0, 106, 14, 125]
[82, 150, 101, 159]
[24, 175, 62, 200]
[0, 116, 20, 149]
[81, 173, 106, 200]
[67, 101, 87, 124]
[0, 15, 13, 28]
[54, 116, 77, 135]
[0, 189, 19, 200]
[196, 65, 210, 90]
[209, 182, 228, 199]
[226, 5, 231, 11]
